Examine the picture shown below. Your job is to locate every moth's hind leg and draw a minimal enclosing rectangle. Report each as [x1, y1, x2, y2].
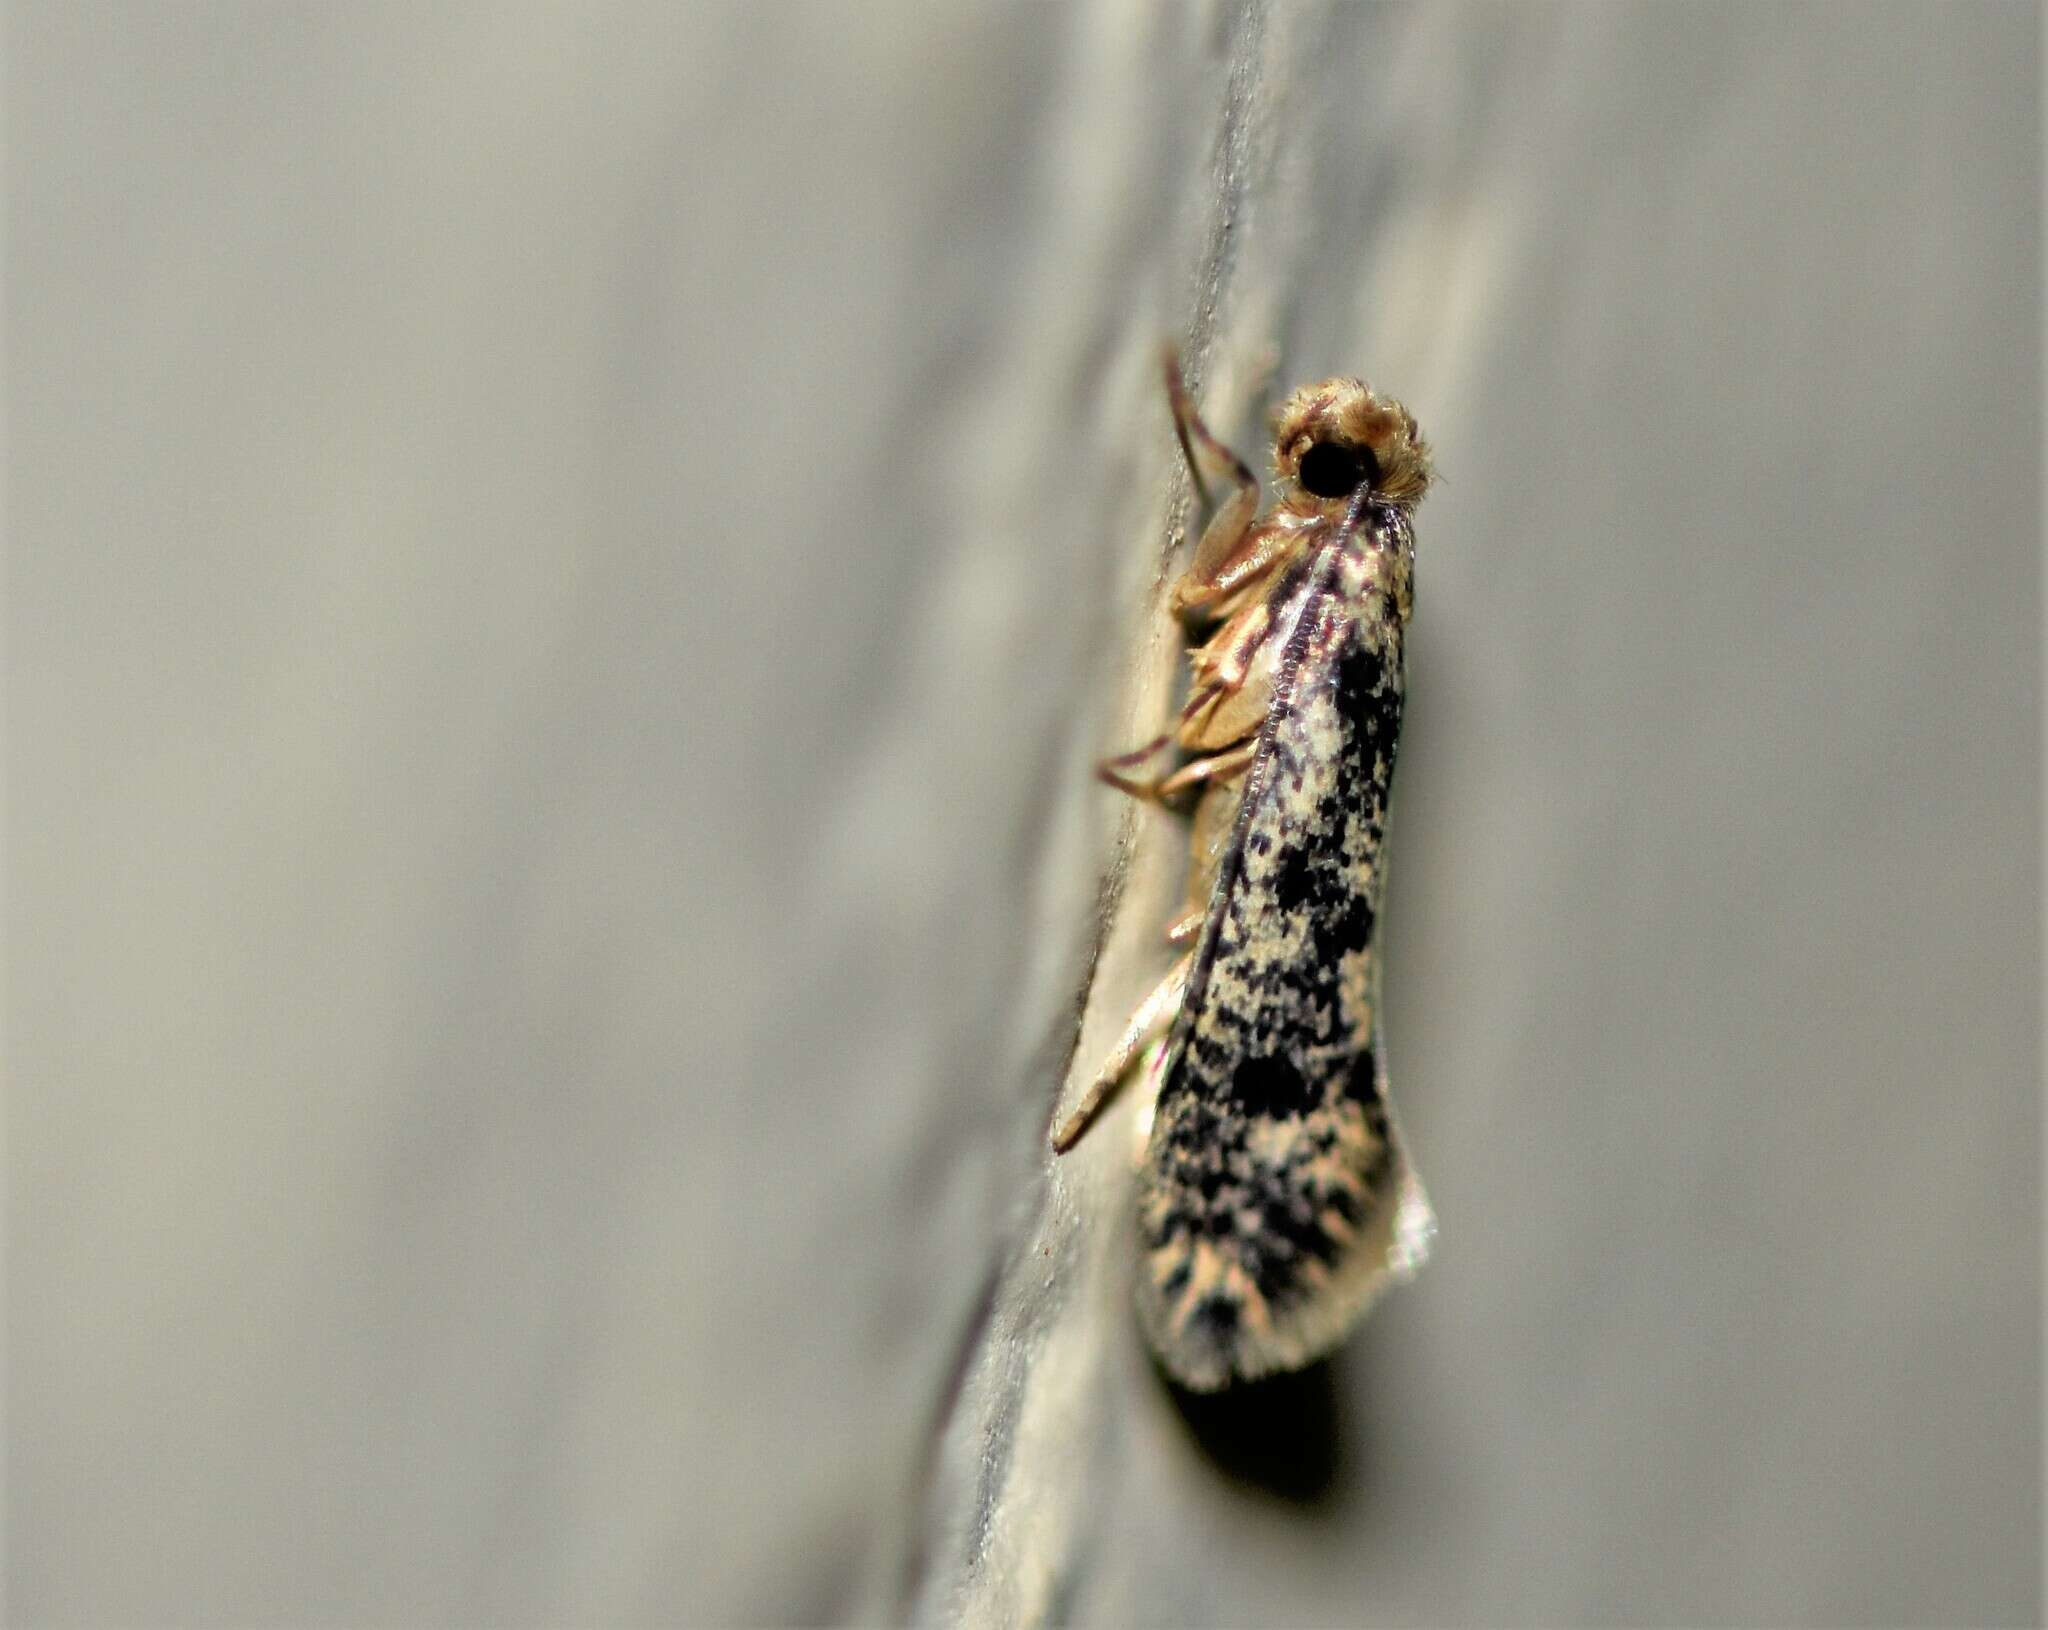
[1163, 763, 1249, 946]
[1070, 751, 1237, 1151]
[1052, 949, 1193, 1154]
[1054, 751, 1246, 1148]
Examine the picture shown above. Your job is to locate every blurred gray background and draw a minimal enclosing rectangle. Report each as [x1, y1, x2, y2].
[7, 4, 2040, 1626]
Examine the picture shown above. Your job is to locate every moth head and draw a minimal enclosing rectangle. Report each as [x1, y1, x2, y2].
[1271, 377, 1433, 509]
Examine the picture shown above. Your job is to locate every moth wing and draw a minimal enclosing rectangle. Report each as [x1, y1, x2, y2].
[1136, 572, 1430, 1389]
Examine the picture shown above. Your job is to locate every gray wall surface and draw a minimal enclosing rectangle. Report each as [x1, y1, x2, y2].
[7, 4, 2039, 1626]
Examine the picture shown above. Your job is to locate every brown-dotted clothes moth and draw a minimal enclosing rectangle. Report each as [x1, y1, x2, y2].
[1054, 350, 1437, 1391]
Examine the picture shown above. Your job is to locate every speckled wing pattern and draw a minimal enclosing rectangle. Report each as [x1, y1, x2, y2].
[1136, 511, 1433, 1390]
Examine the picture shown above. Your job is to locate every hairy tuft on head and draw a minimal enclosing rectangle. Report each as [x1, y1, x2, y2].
[1270, 377, 1434, 506]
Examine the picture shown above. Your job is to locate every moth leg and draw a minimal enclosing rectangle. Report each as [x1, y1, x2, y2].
[1154, 739, 1255, 800]
[1162, 350, 1269, 623]
[1099, 728, 1249, 806]
[1052, 950, 1194, 1154]
[1166, 761, 1252, 945]
[1101, 591, 1270, 801]
[1096, 679, 1226, 802]
[1171, 526, 1296, 624]
[1098, 766, 1169, 805]
[1101, 729, 1176, 775]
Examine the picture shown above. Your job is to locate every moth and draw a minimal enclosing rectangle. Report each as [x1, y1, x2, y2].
[1053, 349, 1437, 1391]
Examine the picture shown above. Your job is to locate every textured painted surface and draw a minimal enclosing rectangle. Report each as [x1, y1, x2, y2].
[6, 4, 2040, 1626]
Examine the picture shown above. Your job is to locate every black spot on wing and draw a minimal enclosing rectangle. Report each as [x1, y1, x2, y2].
[1224, 1053, 1319, 1119]
[1268, 835, 1319, 915]
[1334, 637, 1403, 774]
[1342, 1045, 1389, 1126]
[1268, 823, 1374, 957]
[1312, 891, 1375, 963]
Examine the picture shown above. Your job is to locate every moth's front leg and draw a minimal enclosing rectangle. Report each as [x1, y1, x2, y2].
[1161, 350, 1284, 624]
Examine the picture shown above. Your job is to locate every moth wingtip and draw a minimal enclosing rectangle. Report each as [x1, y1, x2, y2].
[1138, 1148, 1437, 1391]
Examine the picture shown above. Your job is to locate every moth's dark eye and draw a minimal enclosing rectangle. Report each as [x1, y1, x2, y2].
[1297, 440, 1381, 499]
